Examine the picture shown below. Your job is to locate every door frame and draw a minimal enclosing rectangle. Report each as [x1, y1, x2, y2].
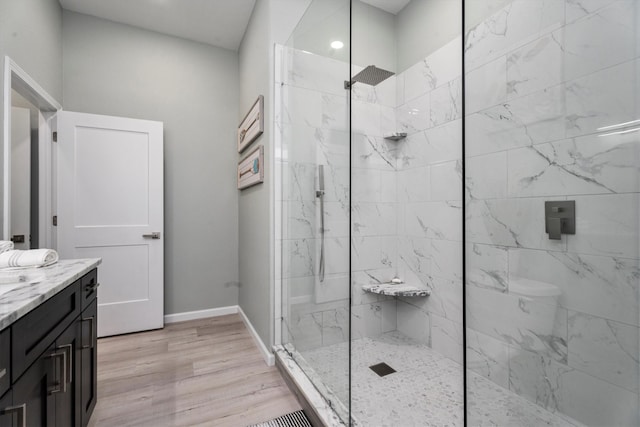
[2, 56, 61, 247]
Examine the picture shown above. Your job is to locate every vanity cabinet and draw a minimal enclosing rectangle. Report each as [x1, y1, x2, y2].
[0, 268, 98, 427]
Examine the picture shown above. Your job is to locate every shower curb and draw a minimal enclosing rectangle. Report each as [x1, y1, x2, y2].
[273, 346, 348, 427]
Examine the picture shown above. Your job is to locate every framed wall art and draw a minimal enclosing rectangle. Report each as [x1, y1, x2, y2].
[237, 95, 264, 152]
[237, 145, 264, 190]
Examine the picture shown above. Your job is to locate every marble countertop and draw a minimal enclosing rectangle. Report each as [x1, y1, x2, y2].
[362, 283, 431, 297]
[0, 258, 101, 330]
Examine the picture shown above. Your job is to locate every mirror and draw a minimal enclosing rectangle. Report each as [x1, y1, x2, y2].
[2, 59, 61, 249]
[11, 90, 38, 249]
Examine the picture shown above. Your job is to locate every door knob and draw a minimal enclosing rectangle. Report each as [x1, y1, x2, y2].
[142, 232, 161, 239]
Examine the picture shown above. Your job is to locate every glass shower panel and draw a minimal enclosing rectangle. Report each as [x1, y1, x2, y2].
[465, 1, 640, 426]
[277, 0, 351, 423]
[349, 1, 464, 425]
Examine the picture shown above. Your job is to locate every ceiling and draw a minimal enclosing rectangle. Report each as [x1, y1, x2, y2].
[360, 0, 411, 15]
[58, 0, 257, 51]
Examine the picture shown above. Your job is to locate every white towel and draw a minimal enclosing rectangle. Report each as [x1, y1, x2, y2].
[0, 249, 59, 269]
[0, 241, 14, 254]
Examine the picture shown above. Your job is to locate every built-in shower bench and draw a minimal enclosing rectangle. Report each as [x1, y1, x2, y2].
[362, 283, 430, 297]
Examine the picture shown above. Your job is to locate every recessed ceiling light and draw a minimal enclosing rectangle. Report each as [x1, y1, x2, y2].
[330, 40, 344, 49]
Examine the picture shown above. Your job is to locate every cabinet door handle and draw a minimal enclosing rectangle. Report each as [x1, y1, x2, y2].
[48, 350, 67, 394]
[85, 282, 100, 292]
[82, 316, 95, 349]
[0, 403, 26, 427]
[59, 344, 73, 384]
[0, 367, 5, 380]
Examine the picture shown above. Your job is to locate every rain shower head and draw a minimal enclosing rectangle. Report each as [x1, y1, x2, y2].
[344, 65, 395, 89]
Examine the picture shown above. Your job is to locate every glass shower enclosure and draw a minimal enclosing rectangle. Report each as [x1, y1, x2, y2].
[277, 0, 640, 426]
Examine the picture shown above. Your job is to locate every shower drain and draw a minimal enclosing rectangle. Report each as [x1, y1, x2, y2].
[369, 362, 396, 377]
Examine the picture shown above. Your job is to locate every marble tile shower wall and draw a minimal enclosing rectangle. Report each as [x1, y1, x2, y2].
[276, 45, 398, 352]
[465, 1, 639, 426]
[277, 38, 465, 356]
[393, 36, 463, 361]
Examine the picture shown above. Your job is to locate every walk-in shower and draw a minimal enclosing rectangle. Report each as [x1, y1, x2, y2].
[276, 0, 640, 426]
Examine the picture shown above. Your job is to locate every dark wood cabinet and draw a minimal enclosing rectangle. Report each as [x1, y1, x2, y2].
[0, 268, 98, 427]
[80, 299, 97, 426]
[12, 343, 57, 427]
[0, 390, 18, 427]
[55, 318, 82, 427]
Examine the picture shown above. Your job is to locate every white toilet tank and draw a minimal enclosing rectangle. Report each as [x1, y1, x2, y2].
[509, 277, 562, 334]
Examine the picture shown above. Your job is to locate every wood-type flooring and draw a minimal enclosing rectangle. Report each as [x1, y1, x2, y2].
[88, 314, 301, 426]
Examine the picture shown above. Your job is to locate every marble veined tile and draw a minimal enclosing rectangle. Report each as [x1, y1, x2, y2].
[405, 201, 462, 242]
[509, 248, 640, 326]
[565, 0, 618, 22]
[508, 347, 639, 427]
[466, 328, 510, 388]
[567, 311, 639, 393]
[564, 1, 636, 82]
[466, 84, 566, 157]
[430, 160, 462, 202]
[352, 100, 381, 136]
[430, 239, 463, 283]
[283, 47, 350, 96]
[568, 193, 639, 259]
[430, 77, 462, 127]
[465, 0, 565, 71]
[565, 59, 638, 138]
[507, 133, 640, 197]
[402, 36, 462, 103]
[397, 92, 431, 135]
[282, 238, 315, 279]
[431, 314, 464, 364]
[397, 166, 430, 203]
[466, 55, 507, 114]
[351, 134, 397, 171]
[397, 236, 431, 287]
[465, 197, 568, 251]
[466, 151, 507, 200]
[279, 84, 323, 128]
[507, 30, 564, 99]
[351, 236, 396, 272]
[285, 200, 316, 239]
[467, 285, 568, 363]
[322, 307, 349, 346]
[351, 202, 397, 237]
[466, 243, 509, 292]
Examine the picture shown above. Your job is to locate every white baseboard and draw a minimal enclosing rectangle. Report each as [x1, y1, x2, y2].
[164, 305, 238, 324]
[238, 306, 275, 366]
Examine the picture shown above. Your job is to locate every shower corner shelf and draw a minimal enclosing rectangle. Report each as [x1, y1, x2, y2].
[383, 132, 407, 141]
[362, 283, 430, 297]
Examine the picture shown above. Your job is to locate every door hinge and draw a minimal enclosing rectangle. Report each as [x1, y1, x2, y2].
[52, 215, 58, 226]
[52, 131, 57, 142]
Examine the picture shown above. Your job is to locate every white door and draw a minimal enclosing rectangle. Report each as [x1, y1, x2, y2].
[56, 111, 164, 337]
[11, 107, 30, 249]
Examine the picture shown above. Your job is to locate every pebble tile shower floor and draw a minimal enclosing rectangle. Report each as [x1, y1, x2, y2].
[300, 332, 585, 427]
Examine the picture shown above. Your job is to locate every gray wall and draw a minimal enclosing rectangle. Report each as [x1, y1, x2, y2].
[0, 0, 62, 237]
[62, 11, 240, 315]
[396, 0, 461, 72]
[237, 0, 310, 348]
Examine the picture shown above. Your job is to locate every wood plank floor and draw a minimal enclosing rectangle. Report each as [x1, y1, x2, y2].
[87, 314, 301, 427]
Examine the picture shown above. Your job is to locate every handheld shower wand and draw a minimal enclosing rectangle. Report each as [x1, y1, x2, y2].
[316, 165, 325, 283]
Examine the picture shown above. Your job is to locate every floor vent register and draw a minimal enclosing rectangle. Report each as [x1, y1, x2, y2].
[249, 410, 312, 427]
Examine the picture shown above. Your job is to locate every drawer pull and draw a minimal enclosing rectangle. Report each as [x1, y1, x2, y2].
[85, 282, 100, 292]
[0, 403, 26, 427]
[59, 344, 73, 384]
[0, 368, 5, 380]
[82, 316, 96, 349]
[48, 350, 67, 394]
